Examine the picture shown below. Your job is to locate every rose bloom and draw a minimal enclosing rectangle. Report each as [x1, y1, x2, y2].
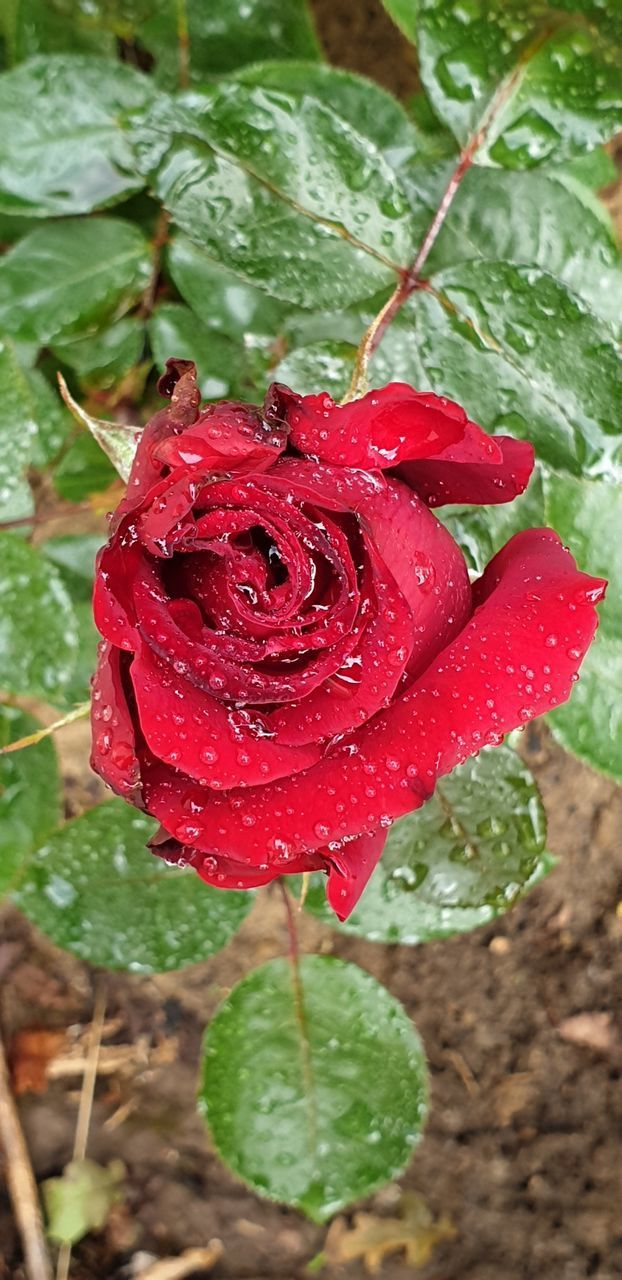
[91, 360, 605, 919]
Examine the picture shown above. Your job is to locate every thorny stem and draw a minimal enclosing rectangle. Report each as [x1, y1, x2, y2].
[346, 21, 557, 400]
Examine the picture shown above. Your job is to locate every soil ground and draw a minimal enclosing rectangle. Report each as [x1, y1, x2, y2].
[1, 3, 621, 1278]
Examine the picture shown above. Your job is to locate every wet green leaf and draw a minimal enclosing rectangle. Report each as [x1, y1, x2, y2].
[51, 316, 146, 390]
[371, 262, 622, 482]
[274, 340, 357, 398]
[302, 747, 551, 944]
[421, 167, 622, 334]
[0, 54, 157, 215]
[548, 633, 622, 784]
[132, 86, 413, 306]
[200, 956, 427, 1221]
[42, 535, 102, 706]
[22, 366, 72, 468]
[543, 471, 622, 782]
[235, 60, 422, 167]
[0, 337, 38, 521]
[166, 233, 289, 344]
[0, 534, 78, 701]
[417, 0, 622, 167]
[57, 373, 141, 483]
[0, 219, 151, 347]
[0, 0, 114, 64]
[379, 0, 418, 42]
[12, 799, 253, 972]
[134, 0, 321, 91]
[0, 705, 61, 897]
[53, 432, 117, 503]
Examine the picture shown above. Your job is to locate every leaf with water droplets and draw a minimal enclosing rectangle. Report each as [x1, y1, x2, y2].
[0, 55, 157, 215]
[131, 84, 415, 306]
[414, 0, 622, 168]
[128, 0, 321, 91]
[370, 261, 622, 483]
[199, 955, 427, 1221]
[57, 374, 141, 484]
[419, 166, 622, 334]
[0, 534, 79, 702]
[11, 799, 253, 972]
[0, 0, 114, 63]
[302, 747, 552, 944]
[0, 338, 38, 522]
[0, 706, 61, 897]
[51, 316, 146, 392]
[544, 471, 622, 783]
[0, 219, 152, 347]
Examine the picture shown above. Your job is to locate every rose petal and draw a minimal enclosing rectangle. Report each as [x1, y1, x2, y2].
[154, 401, 286, 473]
[131, 643, 321, 787]
[398, 434, 534, 507]
[144, 530, 604, 872]
[274, 381, 498, 470]
[90, 642, 141, 802]
[150, 828, 325, 888]
[325, 829, 387, 920]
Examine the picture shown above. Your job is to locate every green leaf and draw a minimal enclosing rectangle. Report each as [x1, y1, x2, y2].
[0, 218, 152, 346]
[371, 262, 622, 482]
[274, 339, 357, 399]
[0, 705, 61, 896]
[12, 799, 253, 972]
[53, 432, 117, 503]
[417, 0, 622, 168]
[0, 54, 157, 215]
[166, 233, 289, 344]
[148, 303, 255, 401]
[199, 956, 427, 1221]
[0, 337, 37, 520]
[235, 60, 421, 165]
[421, 166, 622, 334]
[379, 0, 418, 42]
[0, 533, 78, 701]
[559, 145, 618, 191]
[301, 747, 550, 945]
[0, 0, 114, 64]
[57, 373, 141, 483]
[547, 634, 622, 784]
[22, 366, 72, 468]
[43, 1159, 124, 1246]
[543, 471, 622, 782]
[51, 316, 146, 390]
[42, 535, 102, 706]
[132, 0, 321, 91]
[132, 86, 413, 307]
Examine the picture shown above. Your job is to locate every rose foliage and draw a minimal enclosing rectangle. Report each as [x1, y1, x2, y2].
[91, 359, 605, 919]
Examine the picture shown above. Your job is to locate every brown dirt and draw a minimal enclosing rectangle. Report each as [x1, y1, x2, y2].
[1, 3, 622, 1279]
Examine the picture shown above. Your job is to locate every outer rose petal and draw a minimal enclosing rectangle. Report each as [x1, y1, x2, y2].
[150, 832, 325, 888]
[398, 434, 535, 507]
[273, 381, 498, 470]
[153, 402, 286, 473]
[142, 530, 605, 876]
[325, 830, 387, 920]
[90, 642, 141, 802]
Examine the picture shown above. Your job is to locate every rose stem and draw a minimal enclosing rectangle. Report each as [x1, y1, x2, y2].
[345, 21, 558, 401]
[278, 881, 317, 1151]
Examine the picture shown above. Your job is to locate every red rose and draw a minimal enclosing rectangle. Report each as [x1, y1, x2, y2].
[91, 360, 605, 919]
